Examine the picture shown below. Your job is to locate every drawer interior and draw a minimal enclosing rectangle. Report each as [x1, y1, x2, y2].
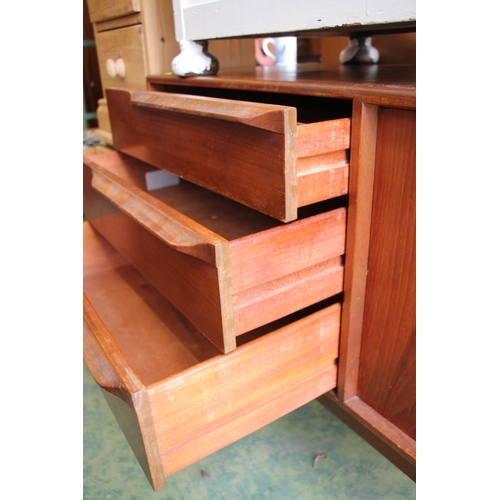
[84, 221, 340, 385]
[84, 221, 341, 490]
[91, 149, 346, 240]
[85, 151, 346, 351]
[147, 83, 352, 123]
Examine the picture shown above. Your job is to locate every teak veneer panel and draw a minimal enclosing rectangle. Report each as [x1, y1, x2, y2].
[83, 151, 346, 353]
[357, 108, 416, 440]
[147, 64, 416, 109]
[331, 97, 416, 478]
[106, 87, 350, 222]
[83, 222, 340, 491]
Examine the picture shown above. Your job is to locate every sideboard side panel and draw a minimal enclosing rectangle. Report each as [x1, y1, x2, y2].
[357, 107, 416, 439]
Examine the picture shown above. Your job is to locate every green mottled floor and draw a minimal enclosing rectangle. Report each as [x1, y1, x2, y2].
[84, 363, 415, 500]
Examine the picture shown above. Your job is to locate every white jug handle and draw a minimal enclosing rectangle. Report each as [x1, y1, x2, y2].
[262, 38, 276, 60]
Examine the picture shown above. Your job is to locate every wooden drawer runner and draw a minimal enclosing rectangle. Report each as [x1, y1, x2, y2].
[83, 221, 340, 491]
[106, 87, 350, 222]
[83, 151, 346, 353]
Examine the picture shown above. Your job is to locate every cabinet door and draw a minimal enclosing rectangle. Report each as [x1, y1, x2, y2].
[319, 99, 416, 480]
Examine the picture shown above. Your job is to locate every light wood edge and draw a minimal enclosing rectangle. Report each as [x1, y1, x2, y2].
[131, 390, 167, 491]
[336, 99, 378, 401]
[284, 107, 298, 222]
[84, 155, 228, 265]
[127, 89, 294, 134]
[317, 392, 416, 481]
[214, 243, 236, 353]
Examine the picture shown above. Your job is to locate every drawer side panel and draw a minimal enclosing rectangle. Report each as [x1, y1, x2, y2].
[147, 304, 340, 462]
[233, 257, 344, 335]
[159, 363, 338, 477]
[229, 208, 346, 293]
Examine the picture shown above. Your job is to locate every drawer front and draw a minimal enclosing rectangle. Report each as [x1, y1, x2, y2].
[87, 0, 141, 23]
[106, 88, 350, 222]
[84, 152, 346, 353]
[83, 221, 340, 491]
[96, 25, 147, 92]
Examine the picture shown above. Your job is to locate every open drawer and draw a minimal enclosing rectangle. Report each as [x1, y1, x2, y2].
[83, 222, 340, 491]
[84, 151, 346, 353]
[106, 87, 350, 222]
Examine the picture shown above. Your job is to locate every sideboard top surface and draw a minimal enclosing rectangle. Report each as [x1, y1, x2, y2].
[147, 64, 416, 108]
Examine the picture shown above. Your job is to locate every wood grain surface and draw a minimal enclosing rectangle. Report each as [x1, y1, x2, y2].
[148, 304, 340, 477]
[84, 152, 346, 352]
[357, 108, 416, 440]
[84, 221, 341, 488]
[107, 87, 297, 221]
[86, 0, 140, 24]
[148, 64, 416, 109]
[107, 87, 350, 221]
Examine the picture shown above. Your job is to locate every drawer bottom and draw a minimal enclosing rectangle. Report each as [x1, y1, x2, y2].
[83, 222, 340, 491]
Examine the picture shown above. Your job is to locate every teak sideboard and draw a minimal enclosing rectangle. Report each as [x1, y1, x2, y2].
[83, 63, 416, 491]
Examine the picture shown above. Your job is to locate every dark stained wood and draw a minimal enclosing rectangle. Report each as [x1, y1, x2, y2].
[357, 108, 416, 439]
[129, 89, 295, 133]
[108, 87, 297, 221]
[327, 103, 416, 479]
[106, 87, 350, 222]
[318, 392, 416, 481]
[147, 64, 416, 109]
